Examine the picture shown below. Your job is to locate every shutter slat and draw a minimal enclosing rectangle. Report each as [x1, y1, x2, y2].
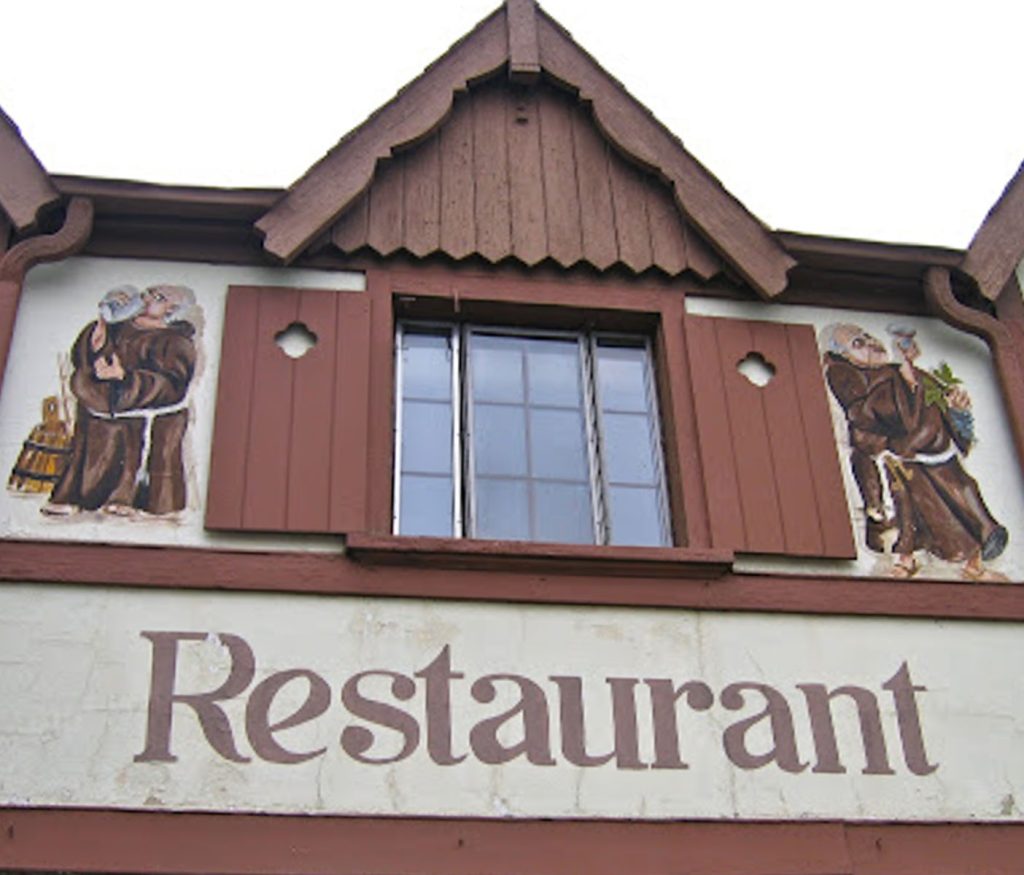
[242, 289, 301, 530]
[715, 318, 786, 553]
[329, 292, 372, 533]
[788, 324, 857, 558]
[286, 289, 339, 531]
[205, 286, 260, 529]
[685, 314, 745, 550]
[753, 321, 825, 556]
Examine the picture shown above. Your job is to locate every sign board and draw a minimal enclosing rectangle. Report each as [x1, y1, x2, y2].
[1, 583, 1021, 821]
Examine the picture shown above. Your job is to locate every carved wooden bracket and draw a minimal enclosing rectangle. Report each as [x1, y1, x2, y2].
[0, 196, 94, 394]
[924, 265, 1024, 476]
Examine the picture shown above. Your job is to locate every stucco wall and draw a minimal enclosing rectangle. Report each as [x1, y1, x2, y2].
[687, 297, 1024, 582]
[0, 257, 363, 551]
[1, 582, 1020, 821]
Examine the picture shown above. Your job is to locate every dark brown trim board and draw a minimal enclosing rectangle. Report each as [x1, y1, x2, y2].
[2, 808, 1023, 875]
[0, 106, 60, 233]
[0, 197, 93, 392]
[961, 159, 1024, 301]
[3, 541, 1024, 621]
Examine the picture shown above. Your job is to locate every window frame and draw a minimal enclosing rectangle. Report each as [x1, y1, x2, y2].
[392, 321, 672, 547]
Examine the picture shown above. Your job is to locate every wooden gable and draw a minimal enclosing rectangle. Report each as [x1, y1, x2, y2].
[331, 77, 724, 278]
[256, 1, 795, 298]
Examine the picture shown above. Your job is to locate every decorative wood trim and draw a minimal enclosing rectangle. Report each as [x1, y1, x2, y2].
[507, 0, 541, 82]
[255, 9, 508, 261]
[0, 197, 94, 283]
[2, 540, 1023, 621]
[534, 10, 795, 298]
[923, 267, 1024, 477]
[0, 106, 60, 233]
[961, 160, 1024, 301]
[0, 197, 93, 401]
[254, 4, 794, 298]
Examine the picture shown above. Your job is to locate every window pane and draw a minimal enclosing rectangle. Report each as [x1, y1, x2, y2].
[400, 475, 453, 537]
[471, 335, 525, 403]
[529, 408, 588, 480]
[606, 485, 665, 546]
[402, 332, 451, 401]
[473, 403, 528, 476]
[595, 344, 648, 412]
[475, 477, 530, 540]
[533, 481, 594, 544]
[601, 412, 657, 485]
[402, 400, 452, 475]
[526, 339, 581, 407]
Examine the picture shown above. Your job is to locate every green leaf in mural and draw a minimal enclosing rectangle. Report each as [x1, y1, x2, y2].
[924, 361, 962, 411]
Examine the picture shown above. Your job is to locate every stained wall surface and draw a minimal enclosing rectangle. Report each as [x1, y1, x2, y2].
[0, 257, 363, 550]
[687, 297, 1024, 583]
[1, 583, 1021, 821]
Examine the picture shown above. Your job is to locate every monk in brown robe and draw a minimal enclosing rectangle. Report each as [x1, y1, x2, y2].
[823, 324, 1007, 581]
[44, 285, 197, 517]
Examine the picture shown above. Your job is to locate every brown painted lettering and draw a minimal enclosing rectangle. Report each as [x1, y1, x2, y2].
[340, 670, 419, 764]
[721, 682, 807, 773]
[645, 678, 714, 769]
[882, 662, 938, 775]
[245, 669, 330, 764]
[469, 674, 556, 765]
[550, 676, 645, 769]
[798, 683, 894, 775]
[134, 631, 254, 764]
[414, 645, 467, 765]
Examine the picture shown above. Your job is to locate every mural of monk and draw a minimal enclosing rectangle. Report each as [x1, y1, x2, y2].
[43, 284, 199, 518]
[821, 323, 1007, 581]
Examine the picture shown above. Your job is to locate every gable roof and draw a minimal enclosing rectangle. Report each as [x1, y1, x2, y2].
[255, 0, 796, 298]
[329, 76, 726, 279]
[961, 160, 1024, 300]
[0, 106, 60, 234]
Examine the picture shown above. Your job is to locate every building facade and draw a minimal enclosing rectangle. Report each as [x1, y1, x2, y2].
[2, 3, 1023, 872]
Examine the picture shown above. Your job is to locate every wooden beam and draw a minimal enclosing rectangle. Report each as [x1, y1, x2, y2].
[535, 12, 795, 298]
[0, 106, 60, 232]
[507, 0, 541, 83]
[962, 161, 1024, 301]
[256, 10, 508, 263]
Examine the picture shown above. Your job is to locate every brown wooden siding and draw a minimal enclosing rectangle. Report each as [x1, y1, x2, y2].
[686, 314, 856, 558]
[331, 78, 724, 279]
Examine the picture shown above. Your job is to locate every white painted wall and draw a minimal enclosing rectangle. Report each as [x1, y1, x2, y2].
[0, 583, 1020, 821]
[686, 298, 1024, 582]
[0, 257, 363, 551]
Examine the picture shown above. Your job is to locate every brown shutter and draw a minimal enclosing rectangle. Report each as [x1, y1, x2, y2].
[685, 314, 855, 558]
[205, 285, 371, 533]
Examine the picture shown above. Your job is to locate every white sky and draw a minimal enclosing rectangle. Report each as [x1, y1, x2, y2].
[3, 0, 1022, 249]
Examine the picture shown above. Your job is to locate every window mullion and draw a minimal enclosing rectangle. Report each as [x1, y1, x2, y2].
[391, 323, 406, 535]
[581, 334, 608, 545]
[451, 325, 464, 538]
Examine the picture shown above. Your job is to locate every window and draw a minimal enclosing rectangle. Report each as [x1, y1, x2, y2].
[394, 324, 670, 547]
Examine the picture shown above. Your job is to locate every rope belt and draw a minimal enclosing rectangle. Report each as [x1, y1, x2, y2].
[873, 444, 958, 519]
[87, 398, 189, 488]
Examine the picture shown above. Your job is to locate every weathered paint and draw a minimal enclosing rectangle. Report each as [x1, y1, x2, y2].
[0, 257, 363, 550]
[686, 297, 1024, 582]
[1, 582, 1021, 821]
